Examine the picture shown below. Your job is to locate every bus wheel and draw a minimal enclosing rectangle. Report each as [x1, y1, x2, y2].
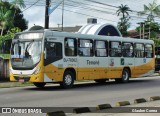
[115, 68, 130, 83]
[33, 82, 46, 88]
[60, 71, 74, 89]
[94, 79, 108, 83]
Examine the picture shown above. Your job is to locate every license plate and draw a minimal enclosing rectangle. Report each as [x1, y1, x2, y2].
[19, 79, 24, 82]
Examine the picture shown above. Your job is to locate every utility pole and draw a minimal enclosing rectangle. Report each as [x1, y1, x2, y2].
[45, 0, 50, 29]
[137, 22, 145, 39]
[137, 22, 141, 39]
[62, 0, 64, 31]
[148, 18, 151, 39]
[142, 22, 145, 39]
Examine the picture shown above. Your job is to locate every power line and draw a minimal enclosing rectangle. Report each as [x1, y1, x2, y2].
[7, 0, 160, 25]
[22, 0, 41, 12]
[84, 0, 160, 18]
[20, 0, 160, 22]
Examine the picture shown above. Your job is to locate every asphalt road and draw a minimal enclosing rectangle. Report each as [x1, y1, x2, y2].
[0, 76, 160, 108]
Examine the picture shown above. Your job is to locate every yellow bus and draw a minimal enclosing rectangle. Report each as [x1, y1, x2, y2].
[10, 30, 155, 88]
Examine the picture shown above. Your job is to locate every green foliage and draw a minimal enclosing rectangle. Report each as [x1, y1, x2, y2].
[117, 17, 130, 36]
[150, 37, 160, 47]
[10, 0, 26, 9]
[13, 8, 28, 31]
[116, 4, 132, 36]
[138, 0, 160, 22]
[0, 27, 21, 41]
[0, 1, 14, 35]
[136, 22, 160, 38]
[116, 4, 132, 19]
[0, 1, 28, 36]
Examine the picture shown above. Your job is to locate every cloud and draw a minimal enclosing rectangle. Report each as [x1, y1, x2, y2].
[23, 6, 45, 28]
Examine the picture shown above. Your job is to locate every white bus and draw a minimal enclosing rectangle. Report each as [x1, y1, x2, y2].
[10, 30, 155, 88]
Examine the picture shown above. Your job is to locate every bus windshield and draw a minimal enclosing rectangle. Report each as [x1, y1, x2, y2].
[11, 40, 42, 70]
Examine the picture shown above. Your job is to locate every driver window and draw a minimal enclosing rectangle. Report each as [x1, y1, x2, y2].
[44, 42, 62, 66]
[46, 43, 56, 58]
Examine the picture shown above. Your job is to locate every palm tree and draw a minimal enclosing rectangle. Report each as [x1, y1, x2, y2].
[10, 0, 26, 17]
[116, 4, 132, 36]
[138, 0, 160, 22]
[0, 2, 14, 36]
[117, 17, 130, 36]
[116, 4, 132, 19]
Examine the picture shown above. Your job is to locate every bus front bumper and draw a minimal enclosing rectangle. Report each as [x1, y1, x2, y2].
[10, 73, 44, 82]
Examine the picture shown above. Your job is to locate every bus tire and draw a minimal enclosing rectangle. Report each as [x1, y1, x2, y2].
[94, 79, 108, 83]
[60, 71, 74, 89]
[115, 68, 130, 83]
[33, 82, 46, 88]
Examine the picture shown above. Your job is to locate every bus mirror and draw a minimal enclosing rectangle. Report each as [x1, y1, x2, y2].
[44, 48, 47, 59]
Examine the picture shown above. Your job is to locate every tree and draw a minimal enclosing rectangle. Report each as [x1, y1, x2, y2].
[116, 4, 132, 36]
[117, 17, 130, 36]
[136, 22, 160, 39]
[116, 4, 132, 19]
[150, 37, 160, 47]
[10, 0, 26, 17]
[138, 0, 160, 22]
[0, 27, 21, 41]
[13, 8, 28, 31]
[0, 2, 14, 36]
[0, 1, 28, 35]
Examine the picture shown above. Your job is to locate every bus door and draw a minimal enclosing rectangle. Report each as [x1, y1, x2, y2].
[44, 37, 63, 82]
[94, 40, 108, 79]
[108, 41, 122, 78]
[121, 42, 134, 76]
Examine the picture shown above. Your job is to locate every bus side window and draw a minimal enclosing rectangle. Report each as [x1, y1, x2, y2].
[134, 43, 144, 58]
[122, 42, 133, 57]
[109, 41, 121, 57]
[95, 40, 108, 57]
[65, 38, 77, 56]
[78, 39, 93, 56]
[145, 44, 153, 58]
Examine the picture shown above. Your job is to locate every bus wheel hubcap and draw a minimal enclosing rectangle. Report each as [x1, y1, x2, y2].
[123, 71, 128, 80]
[65, 74, 72, 85]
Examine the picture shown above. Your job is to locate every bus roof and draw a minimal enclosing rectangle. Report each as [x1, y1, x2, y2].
[16, 30, 154, 44]
[45, 30, 154, 44]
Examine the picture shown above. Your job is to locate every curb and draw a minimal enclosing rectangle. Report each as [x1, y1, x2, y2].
[46, 111, 66, 116]
[46, 96, 160, 115]
[134, 98, 147, 104]
[116, 101, 130, 106]
[150, 96, 160, 101]
[97, 104, 112, 110]
[73, 107, 90, 114]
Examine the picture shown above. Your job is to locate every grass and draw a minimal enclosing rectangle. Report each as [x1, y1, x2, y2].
[0, 82, 33, 88]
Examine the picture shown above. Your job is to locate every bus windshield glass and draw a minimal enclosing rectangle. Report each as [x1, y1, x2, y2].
[11, 34, 43, 70]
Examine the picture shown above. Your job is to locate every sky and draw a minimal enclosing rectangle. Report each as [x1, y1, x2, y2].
[8, 0, 160, 30]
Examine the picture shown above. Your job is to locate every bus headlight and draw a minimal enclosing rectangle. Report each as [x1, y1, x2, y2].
[33, 67, 41, 75]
